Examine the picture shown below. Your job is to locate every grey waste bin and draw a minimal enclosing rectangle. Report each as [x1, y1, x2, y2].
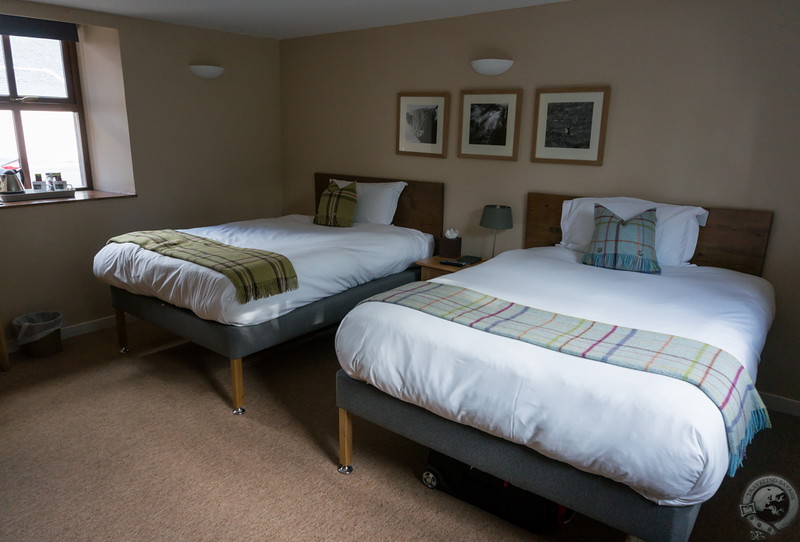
[12, 311, 63, 357]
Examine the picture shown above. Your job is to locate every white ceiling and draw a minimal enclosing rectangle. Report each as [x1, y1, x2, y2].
[32, 0, 567, 40]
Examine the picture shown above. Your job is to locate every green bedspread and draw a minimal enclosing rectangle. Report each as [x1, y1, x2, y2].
[108, 229, 298, 304]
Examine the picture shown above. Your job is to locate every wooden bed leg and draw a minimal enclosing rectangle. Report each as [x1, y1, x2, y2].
[0, 320, 11, 372]
[338, 408, 353, 474]
[115, 309, 130, 354]
[230, 358, 246, 415]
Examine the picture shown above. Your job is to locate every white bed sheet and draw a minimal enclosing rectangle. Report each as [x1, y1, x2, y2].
[335, 246, 775, 506]
[93, 214, 433, 326]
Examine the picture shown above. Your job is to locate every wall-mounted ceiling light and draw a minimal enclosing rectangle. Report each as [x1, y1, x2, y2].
[188, 64, 224, 79]
[471, 58, 514, 76]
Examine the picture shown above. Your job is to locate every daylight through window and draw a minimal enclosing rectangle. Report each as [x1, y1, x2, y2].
[0, 15, 91, 190]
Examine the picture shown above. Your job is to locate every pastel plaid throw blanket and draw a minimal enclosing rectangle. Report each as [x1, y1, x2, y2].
[365, 281, 770, 476]
[109, 230, 298, 304]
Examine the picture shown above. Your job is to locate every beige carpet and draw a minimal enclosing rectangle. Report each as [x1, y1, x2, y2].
[1, 322, 798, 541]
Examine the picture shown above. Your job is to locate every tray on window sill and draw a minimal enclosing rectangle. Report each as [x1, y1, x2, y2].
[0, 189, 76, 202]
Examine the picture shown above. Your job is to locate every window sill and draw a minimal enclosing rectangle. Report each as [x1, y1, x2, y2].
[0, 190, 135, 209]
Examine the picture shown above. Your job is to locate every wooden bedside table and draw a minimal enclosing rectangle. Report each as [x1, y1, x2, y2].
[416, 256, 483, 280]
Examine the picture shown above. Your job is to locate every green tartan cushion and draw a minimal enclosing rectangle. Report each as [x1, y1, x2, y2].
[314, 181, 357, 227]
[581, 204, 661, 274]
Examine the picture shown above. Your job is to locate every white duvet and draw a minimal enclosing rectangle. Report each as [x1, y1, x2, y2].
[93, 214, 433, 325]
[335, 247, 775, 506]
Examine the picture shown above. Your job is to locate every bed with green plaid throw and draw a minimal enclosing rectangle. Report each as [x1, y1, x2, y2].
[108, 229, 298, 304]
[364, 281, 770, 476]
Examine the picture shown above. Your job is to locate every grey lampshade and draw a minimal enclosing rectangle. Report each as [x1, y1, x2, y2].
[479, 204, 513, 230]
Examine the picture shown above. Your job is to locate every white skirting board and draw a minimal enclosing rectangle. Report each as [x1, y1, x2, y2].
[761, 393, 800, 417]
[63, 314, 127, 339]
[4, 313, 132, 353]
[5, 314, 800, 417]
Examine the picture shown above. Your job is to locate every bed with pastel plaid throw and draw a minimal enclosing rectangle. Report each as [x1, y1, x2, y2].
[109, 229, 298, 304]
[364, 280, 770, 477]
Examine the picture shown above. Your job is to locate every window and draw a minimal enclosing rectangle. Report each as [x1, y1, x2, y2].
[0, 15, 91, 190]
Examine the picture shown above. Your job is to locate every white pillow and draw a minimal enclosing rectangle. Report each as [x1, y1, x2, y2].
[332, 180, 407, 225]
[560, 197, 709, 267]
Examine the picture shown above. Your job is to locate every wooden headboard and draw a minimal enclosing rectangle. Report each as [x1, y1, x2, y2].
[525, 193, 773, 276]
[314, 173, 444, 240]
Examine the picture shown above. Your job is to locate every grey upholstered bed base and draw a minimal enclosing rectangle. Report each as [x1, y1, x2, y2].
[110, 268, 419, 411]
[336, 370, 701, 542]
[111, 268, 419, 359]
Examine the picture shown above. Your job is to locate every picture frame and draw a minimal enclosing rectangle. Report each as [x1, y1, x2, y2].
[396, 92, 449, 158]
[531, 86, 610, 165]
[458, 89, 522, 161]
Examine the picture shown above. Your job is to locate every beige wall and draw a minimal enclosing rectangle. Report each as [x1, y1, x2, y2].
[281, 0, 800, 400]
[77, 23, 135, 194]
[1, 0, 797, 403]
[0, 2, 282, 326]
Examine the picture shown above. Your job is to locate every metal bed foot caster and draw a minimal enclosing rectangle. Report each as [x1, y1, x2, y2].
[119, 347, 130, 354]
[232, 407, 246, 415]
[338, 464, 353, 475]
[421, 469, 441, 489]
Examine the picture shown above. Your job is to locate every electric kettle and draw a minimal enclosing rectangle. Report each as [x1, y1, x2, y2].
[0, 169, 25, 194]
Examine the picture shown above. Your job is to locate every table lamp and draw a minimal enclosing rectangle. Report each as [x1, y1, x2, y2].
[480, 204, 513, 257]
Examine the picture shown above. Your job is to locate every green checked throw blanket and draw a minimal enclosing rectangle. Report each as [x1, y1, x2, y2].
[364, 281, 770, 477]
[108, 230, 298, 304]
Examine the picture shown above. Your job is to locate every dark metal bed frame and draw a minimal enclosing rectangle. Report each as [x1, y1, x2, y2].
[111, 172, 444, 414]
[336, 192, 773, 542]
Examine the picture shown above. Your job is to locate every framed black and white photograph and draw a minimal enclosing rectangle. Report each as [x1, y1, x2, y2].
[458, 89, 522, 161]
[396, 92, 449, 158]
[531, 86, 610, 165]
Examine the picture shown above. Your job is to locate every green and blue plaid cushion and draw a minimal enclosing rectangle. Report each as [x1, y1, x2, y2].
[581, 204, 661, 274]
[314, 181, 357, 227]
